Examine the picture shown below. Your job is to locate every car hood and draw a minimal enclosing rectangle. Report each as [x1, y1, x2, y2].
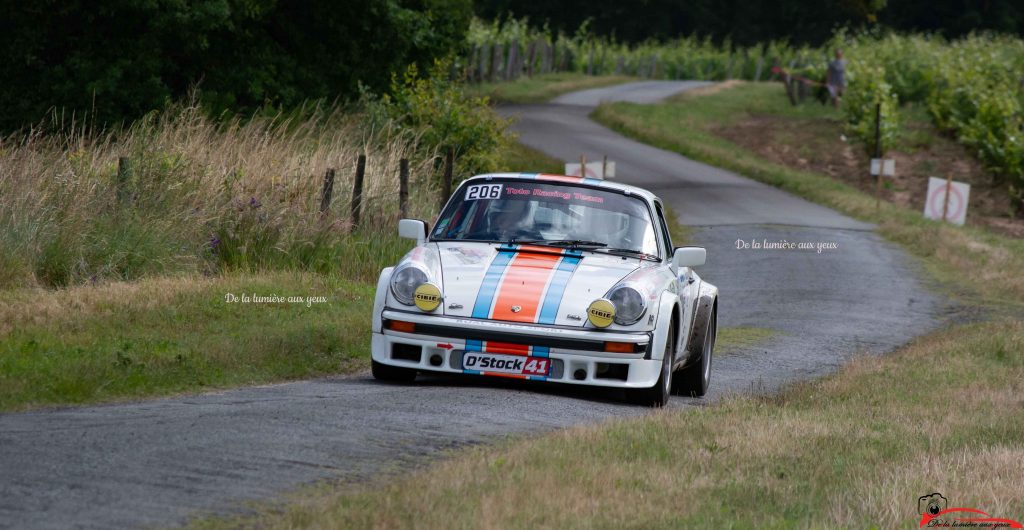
[435, 242, 644, 326]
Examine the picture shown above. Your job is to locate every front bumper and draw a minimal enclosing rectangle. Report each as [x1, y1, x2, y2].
[372, 309, 662, 389]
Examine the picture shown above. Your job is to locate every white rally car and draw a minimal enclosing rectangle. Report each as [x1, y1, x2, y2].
[370, 173, 718, 406]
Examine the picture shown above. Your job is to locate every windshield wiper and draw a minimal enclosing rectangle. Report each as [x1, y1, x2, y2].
[536, 239, 607, 249]
[594, 247, 661, 261]
[501, 238, 607, 249]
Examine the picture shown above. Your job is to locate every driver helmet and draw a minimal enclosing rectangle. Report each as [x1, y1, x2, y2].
[486, 199, 533, 233]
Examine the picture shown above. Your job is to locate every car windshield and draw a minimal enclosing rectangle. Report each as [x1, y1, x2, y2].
[431, 180, 660, 257]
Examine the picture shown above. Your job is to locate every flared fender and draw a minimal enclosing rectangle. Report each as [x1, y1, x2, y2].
[371, 267, 394, 333]
[685, 282, 718, 365]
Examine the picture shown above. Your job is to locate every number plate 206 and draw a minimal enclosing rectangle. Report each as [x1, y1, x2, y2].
[462, 352, 550, 376]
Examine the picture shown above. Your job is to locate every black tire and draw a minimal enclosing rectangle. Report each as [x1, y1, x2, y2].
[371, 360, 417, 383]
[674, 307, 715, 397]
[627, 325, 674, 407]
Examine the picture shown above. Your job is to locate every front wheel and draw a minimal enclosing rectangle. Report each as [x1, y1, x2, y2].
[372, 360, 417, 383]
[673, 307, 715, 397]
[627, 325, 674, 407]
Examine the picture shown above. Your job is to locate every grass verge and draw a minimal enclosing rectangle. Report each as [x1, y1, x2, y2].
[463, 73, 635, 104]
[592, 82, 1024, 307]
[193, 321, 1024, 529]
[0, 229, 414, 412]
[1, 272, 372, 412]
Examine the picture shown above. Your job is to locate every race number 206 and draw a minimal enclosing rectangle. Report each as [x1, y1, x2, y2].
[465, 184, 503, 200]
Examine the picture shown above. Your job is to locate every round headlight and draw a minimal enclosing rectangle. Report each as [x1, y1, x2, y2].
[608, 286, 646, 325]
[390, 266, 428, 305]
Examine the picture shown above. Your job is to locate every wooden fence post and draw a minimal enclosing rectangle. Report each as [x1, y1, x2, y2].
[526, 41, 537, 77]
[491, 44, 504, 82]
[874, 103, 883, 210]
[941, 173, 953, 222]
[117, 156, 131, 203]
[505, 40, 518, 80]
[319, 168, 335, 214]
[399, 158, 409, 218]
[351, 154, 366, 229]
[441, 147, 454, 211]
[784, 74, 798, 106]
[469, 46, 480, 82]
[479, 43, 490, 81]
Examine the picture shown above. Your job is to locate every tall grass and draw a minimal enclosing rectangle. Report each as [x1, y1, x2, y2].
[0, 102, 442, 289]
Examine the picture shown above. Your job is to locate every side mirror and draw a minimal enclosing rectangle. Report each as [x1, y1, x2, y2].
[398, 219, 427, 245]
[672, 246, 706, 273]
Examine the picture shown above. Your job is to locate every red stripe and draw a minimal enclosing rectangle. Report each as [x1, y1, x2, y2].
[484, 341, 530, 355]
[482, 372, 529, 380]
[537, 174, 584, 183]
[490, 251, 561, 323]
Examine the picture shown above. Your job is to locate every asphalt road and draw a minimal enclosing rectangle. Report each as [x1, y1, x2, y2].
[0, 82, 944, 529]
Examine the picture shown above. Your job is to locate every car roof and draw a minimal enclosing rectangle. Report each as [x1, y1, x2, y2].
[463, 173, 661, 205]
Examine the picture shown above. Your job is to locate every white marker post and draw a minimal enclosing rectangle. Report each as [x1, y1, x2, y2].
[565, 159, 615, 179]
[870, 158, 895, 209]
[923, 176, 970, 226]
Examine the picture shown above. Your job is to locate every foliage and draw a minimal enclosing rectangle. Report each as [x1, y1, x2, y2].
[473, 0, 1023, 46]
[474, 0, 881, 46]
[366, 60, 511, 178]
[464, 17, 819, 82]
[836, 32, 1024, 211]
[0, 0, 473, 132]
[842, 64, 901, 156]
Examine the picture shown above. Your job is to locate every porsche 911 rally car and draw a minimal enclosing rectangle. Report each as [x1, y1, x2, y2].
[370, 173, 718, 406]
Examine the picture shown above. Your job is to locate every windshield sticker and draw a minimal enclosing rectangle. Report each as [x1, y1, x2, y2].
[504, 186, 606, 204]
[465, 183, 503, 200]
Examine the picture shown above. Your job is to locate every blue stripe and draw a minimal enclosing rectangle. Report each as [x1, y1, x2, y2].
[532, 345, 549, 358]
[537, 255, 582, 325]
[582, 177, 602, 185]
[465, 339, 483, 352]
[471, 248, 516, 319]
[519, 172, 539, 178]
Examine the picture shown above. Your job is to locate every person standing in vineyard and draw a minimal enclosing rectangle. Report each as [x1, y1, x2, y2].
[827, 49, 847, 108]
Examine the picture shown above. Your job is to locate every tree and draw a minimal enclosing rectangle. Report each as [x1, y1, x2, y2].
[0, 0, 473, 132]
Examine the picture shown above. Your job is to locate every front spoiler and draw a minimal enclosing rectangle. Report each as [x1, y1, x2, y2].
[372, 310, 662, 388]
[381, 309, 653, 356]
